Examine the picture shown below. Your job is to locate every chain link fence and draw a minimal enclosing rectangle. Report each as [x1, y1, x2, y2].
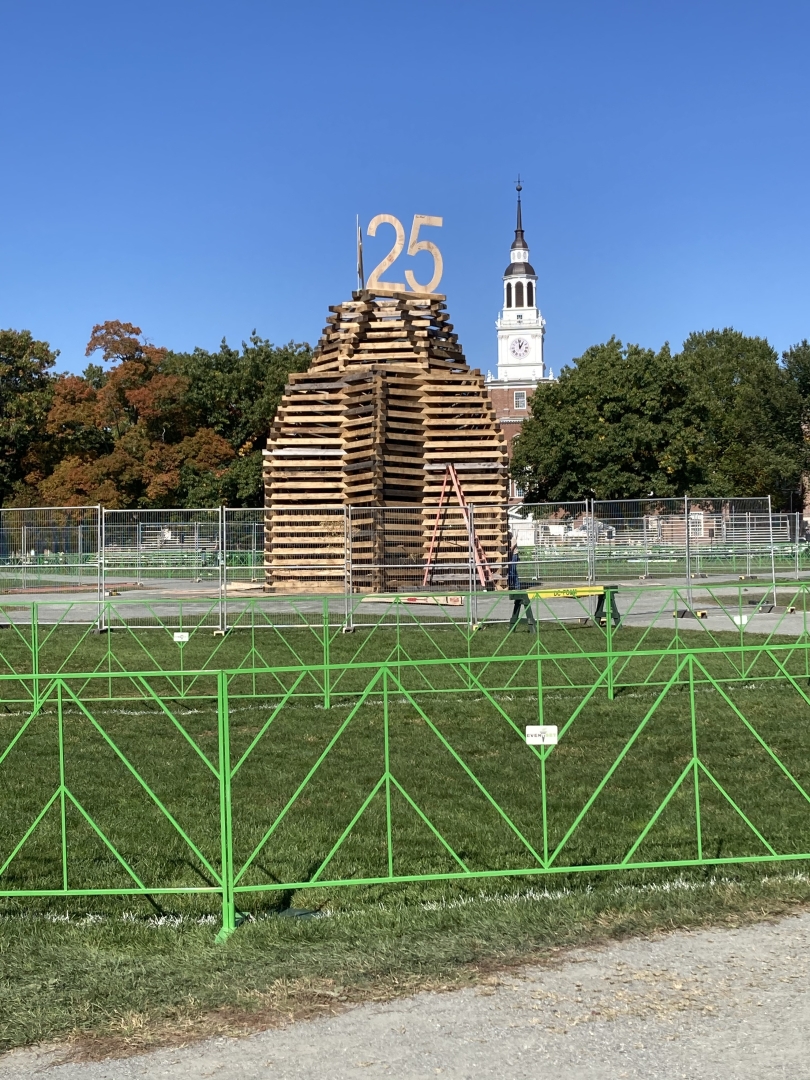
[102, 508, 223, 594]
[507, 501, 591, 584]
[589, 497, 782, 584]
[0, 501, 804, 618]
[0, 506, 100, 593]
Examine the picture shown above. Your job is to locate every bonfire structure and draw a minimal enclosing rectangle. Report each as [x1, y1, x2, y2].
[263, 289, 509, 592]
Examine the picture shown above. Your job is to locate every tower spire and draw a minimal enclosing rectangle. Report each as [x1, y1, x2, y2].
[512, 175, 526, 250]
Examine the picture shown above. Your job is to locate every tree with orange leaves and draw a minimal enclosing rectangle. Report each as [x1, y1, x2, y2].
[41, 321, 235, 507]
[27, 320, 311, 508]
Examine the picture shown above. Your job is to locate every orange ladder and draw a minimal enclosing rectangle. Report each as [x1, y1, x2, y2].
[422, 465, 492, 589]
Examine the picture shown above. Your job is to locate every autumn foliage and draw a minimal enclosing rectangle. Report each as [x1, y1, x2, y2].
[1, 321, 311, 508]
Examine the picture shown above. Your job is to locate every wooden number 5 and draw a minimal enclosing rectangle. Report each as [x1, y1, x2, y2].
[365, 213, 444, 293]
[404, 215, 443, 293]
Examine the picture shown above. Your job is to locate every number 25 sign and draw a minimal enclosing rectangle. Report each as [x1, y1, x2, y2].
[366, 214, 443, 294]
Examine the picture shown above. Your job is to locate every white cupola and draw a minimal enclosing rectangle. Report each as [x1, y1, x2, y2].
[495, 181, 546, 381]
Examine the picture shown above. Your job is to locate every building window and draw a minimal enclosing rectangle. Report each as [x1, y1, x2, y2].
[514, 391, 527, 409]
[506, 282, 512, 308]
[513, 480, 526, 498]
[527, 282, 534, 307]
[515, 282, 524, 307]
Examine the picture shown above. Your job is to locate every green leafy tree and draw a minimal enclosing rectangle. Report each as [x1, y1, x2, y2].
[513, 329, 806, 509]
[679, 329, 805, 504]
[0, 329, 58, 505]
[511, 338, 705, 501]
[783, 339, 810, 423]
[164, 334, 312, 506]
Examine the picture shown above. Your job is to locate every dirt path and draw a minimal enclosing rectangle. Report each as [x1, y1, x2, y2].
[3, 910, 809, 1079]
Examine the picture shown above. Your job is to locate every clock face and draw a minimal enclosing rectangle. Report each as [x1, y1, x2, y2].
[510, 337, 530, 359]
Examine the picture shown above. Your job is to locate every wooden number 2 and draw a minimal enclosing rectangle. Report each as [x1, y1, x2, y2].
[366, 214, 406, 290]
[366, 214, 443, 293]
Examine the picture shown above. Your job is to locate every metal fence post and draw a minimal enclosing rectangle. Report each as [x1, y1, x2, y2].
[98, 507, 106, 631]
[323, 595, 331, 709]
[344, 506, 353, 630]
[468, 504, 477, 628]
[215, 669, 235, 941]
[31, 602, 39, 709]
[768, 496, 776, 603]
[797, 512, 802, 580]
[219, 505, 226, 632]
[96, 505, 103, 612]
[587, 498, 595, 584]
[684, 496, 693, 609]
[746, 512, 752, 579]
[642, 514, 649, 579]
[689, 655, 703, 861]
[605, 589, 614, 701]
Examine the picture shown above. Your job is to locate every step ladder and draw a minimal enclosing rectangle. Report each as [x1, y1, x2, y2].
[422, 465, 492, 589]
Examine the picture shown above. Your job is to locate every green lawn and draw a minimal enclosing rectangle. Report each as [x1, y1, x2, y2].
[2, 621, 810, 1053]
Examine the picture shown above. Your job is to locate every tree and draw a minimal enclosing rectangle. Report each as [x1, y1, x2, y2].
[0, 329, 58, 505]
[39, 322, 235, 507]
[23, 321, 312, 508]
[679, 329, 805, 504]
[163, 334, 312, 505]
[512, 329, 807, 508]
[511, 338, 705, 501]
[783, 340, 810, 422]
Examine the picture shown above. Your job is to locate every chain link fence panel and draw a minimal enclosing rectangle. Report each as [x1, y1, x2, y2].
[0, 506, 99, 594]
[102, 509, 223, 599]
[0, 500, 802, 614]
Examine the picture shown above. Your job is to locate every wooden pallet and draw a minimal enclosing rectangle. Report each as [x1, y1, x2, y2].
[264, 290, 509, 591]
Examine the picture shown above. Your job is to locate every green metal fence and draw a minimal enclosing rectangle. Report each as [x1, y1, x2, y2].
[0, 580, 809, 695]
[3, 583, 810, 939]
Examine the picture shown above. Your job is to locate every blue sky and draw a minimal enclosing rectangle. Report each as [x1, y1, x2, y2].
[1, 1, 808, 377]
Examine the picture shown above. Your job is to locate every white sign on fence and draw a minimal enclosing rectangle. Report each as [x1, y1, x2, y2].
[525, 725, 558, 746]
[173, 631, 190, 643]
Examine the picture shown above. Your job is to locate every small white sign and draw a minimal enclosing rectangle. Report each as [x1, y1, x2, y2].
[526, 725, 558, 746]
[173, 631, 189, 643]
[732, 615, 749, 627]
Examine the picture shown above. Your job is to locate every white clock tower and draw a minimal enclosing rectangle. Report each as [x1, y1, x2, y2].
[487, 182, 552, 501]
[495, 181, 546, 380]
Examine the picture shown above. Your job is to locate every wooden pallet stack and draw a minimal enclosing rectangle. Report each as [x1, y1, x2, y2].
[264, 289, 509, 591]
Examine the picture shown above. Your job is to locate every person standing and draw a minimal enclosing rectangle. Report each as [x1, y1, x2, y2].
[507, 533, 537, 632]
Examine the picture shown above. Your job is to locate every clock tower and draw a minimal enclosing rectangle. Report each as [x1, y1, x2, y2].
[495, 181, 546, 379]
[487, 182, 552, 499]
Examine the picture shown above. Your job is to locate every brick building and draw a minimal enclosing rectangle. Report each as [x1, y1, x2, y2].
[486, 184, 555, 501]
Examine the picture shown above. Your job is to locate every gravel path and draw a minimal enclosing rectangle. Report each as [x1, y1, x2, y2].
[2, 911, 809, 1079]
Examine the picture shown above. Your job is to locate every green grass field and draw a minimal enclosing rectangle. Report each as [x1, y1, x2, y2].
[2, 621, 810, 1054]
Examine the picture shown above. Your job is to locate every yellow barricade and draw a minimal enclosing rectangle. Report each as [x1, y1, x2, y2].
[526, 585, 606, 600]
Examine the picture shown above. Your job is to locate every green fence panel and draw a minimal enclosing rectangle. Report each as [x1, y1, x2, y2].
[1, 587, 810, 935]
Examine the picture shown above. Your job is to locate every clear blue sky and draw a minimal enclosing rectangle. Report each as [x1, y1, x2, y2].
[1, 1, 808, 377]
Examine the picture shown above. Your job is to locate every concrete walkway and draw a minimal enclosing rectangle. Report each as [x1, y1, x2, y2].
[2, 910, 808, 1079]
